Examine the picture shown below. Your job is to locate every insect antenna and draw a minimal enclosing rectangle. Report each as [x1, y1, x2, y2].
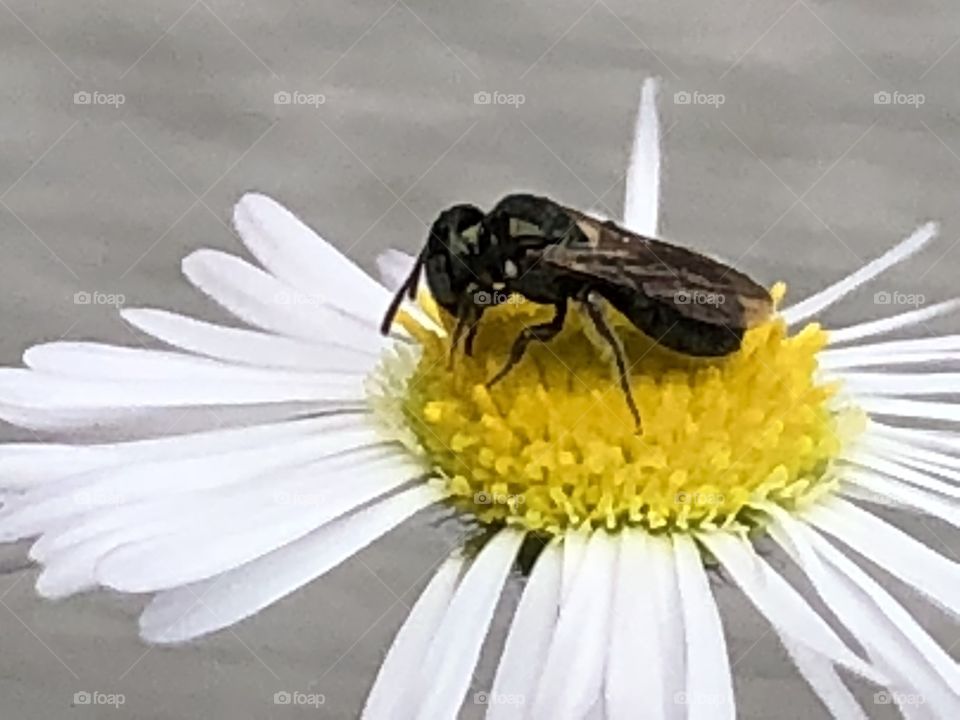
[380, 250, 426, 335]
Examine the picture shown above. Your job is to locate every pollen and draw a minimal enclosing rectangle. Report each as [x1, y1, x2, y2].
[369, 288, 862, 536]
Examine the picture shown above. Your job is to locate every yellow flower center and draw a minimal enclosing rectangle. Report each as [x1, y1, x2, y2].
[369, 286, 862, 537]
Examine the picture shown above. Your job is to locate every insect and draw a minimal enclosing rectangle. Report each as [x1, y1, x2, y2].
[380, 193, 773, 429]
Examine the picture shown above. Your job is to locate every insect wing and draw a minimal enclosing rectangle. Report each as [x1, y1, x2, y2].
[545, 211, 773, 329]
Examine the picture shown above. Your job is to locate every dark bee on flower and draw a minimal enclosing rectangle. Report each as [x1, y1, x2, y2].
[380, 193, 773, 429]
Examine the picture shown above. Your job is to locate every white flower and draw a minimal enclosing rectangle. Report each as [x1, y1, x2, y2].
[2, 78, 960, 719]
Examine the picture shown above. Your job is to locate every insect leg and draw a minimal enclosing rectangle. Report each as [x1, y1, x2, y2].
[448, 297, 481, 367]
[581, 293, 642, 430]
[486, 301, 567, 388]
[464, 309, 485, 357]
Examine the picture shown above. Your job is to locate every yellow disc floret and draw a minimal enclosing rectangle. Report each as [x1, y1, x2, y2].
[369, 285, 860, 536]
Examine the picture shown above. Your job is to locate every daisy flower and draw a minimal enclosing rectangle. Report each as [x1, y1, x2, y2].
[2, 77, 960, 719]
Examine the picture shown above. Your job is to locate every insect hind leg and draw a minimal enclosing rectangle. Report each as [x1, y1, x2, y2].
[581, 293, 642, 431]
[486, 301, 567, 388]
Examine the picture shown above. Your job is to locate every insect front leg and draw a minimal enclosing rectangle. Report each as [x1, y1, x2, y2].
[581, 292, 642, 431]
[486, 301, 567, 388]
[448, 297, 483, 367]
[464, 311, 484, 357]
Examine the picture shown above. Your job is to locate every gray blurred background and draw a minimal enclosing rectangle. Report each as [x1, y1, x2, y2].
[1, 1, 959, 718]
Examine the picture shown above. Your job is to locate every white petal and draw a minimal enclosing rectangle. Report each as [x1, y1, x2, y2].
[560, 529, 588, 604]
[806, 497, 960, 616]
[828, 299, 960, 346]
[532, 531, 618, 720]
[122, 308, 377, 371]
[0, 399, 320, 439]
[36, 532, 123, 599]
[414, 529, 524, 720]
[837, 482, 902, 508]
[623, 77, 661, 236]
[0, 414, 371, 490]
[857, 396, 960, 424]
[822, 334, 960, 361]
[673, 535, 735, 720]
[25, 448, 402, 591]
[94, 452, 420, 592]
[487, 540, 562, 720]
[871, 423, 960, 456]
[233, 193, 389, 318]
[817, 335, 960, 369]
[0, 424, 381, 542]
[183, 249, 388, 347]
[781, 222, 938, 326]
[139, 484, 443, 643]
[820, 350, 960, 371]
[769, 507, 960, 716]
[839, 469, 960, 530]
[843, 452, 960, 498]
[780, 639, 868, 719]
[363, 556, 466, 720]
[0, 367, 362, 410]
[840, 470, 960, 527]
[376, 249, 417, 292]
[838, 371, 960, 396]
[862, 433, 960, 479]
[605, 532, 685, 720]
[698, 531, 884, 685]
[23, 342, 367, 385]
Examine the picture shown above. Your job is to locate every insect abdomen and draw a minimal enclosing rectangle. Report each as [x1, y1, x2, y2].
[600, 288, 744, 357]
